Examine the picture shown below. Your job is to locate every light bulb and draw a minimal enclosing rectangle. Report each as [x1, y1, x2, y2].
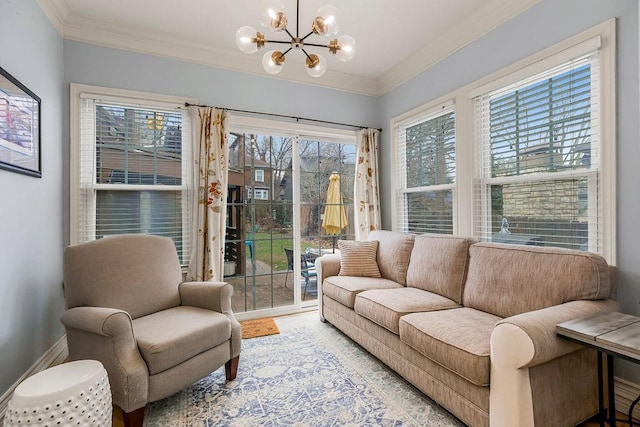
[260, 0, 288, 32]
[235, 26, 262, 54]
[334, 35, 355, 61]
[306, 53, 327, 78]
[262, 50, 285, 74]
[312, 5, 340, 36]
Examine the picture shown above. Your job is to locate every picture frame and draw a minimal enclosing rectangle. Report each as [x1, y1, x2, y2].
[0, 66, 41, 177]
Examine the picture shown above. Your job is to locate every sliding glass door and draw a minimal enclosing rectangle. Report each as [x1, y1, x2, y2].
[225, 118, 356, 316]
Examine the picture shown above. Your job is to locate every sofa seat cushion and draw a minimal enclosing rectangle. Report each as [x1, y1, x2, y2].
[133, 306, 231, 375]
[354, 288, 460, 334]
[400, 308, 502, 386]
[322, 275, 403, 308]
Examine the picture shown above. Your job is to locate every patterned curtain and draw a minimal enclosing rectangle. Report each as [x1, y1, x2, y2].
[354, 128, 381, 240]
[187, 106, 228, 282]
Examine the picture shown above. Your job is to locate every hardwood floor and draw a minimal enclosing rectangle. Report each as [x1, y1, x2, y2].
[578, 411, 635, 426]
[112, 406, 124, 427]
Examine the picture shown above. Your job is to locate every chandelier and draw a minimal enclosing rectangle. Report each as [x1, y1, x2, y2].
[235, 0, 356, 78]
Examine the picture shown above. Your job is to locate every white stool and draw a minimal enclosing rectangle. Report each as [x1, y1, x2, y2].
[4, 360, 112, 427]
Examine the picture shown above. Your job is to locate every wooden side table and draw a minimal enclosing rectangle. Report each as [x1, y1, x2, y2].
[557, 311, 640, 427]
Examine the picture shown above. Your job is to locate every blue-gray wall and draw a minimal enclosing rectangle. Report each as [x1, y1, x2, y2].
[378, 0, 640, 381]
[0, 2, 65, 392]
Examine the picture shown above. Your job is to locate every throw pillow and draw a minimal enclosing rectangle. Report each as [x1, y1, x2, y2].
[338, 240, 381, 277]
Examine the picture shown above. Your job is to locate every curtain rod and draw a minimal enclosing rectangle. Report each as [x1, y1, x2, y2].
[184, 102, 382, 132]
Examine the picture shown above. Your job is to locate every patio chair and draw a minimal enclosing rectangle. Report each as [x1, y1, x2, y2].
[284, 248, 317, 299]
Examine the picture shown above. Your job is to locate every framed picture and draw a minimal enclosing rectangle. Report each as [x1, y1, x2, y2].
[0, 66, 41, 177]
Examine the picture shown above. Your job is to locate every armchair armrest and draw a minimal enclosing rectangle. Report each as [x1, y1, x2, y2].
[179, 281, 241, 358]
[61, 306, 134, 336]
[179, 281, 233, 314]
[492, 299, 620, 369]
[60, 306, 148, 413]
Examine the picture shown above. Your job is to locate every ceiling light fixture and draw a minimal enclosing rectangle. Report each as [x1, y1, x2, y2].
[235, 0, 356, 78]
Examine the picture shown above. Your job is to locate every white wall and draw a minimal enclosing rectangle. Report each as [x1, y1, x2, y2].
[378, 0, 640, 381]
[0, 1, 65, 392]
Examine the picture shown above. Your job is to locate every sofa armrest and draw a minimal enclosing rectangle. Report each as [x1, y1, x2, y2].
[492, 298, 620, 369]
[315, 254, 341, 283]
[314, 254, 341, 322]
[61, 307, 149, 413]
[179, 281, 241, 358]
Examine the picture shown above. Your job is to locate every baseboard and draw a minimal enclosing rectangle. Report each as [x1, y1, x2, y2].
[614, 376, 640, 420]
[0, 335, 68, 419]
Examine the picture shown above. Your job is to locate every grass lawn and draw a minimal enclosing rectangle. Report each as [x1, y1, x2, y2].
[251, 232, 317, 271]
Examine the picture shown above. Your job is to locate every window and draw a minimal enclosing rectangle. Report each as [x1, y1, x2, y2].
[474, 52, 601, 252]
[255, 169, 265, 182]
[70, 85, 193, 265]
[247, 187, 269, 200]
[391, 21, 615, 261]
[394, 103, 456, 234]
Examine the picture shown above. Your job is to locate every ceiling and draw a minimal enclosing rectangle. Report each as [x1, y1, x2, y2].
[37, 0, 538, 96]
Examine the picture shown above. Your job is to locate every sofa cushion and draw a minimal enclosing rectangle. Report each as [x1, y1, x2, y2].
[463, 242, 612, 318]
[354, 288, 460, 334]
[400, 308, 501, 387]
[133, 306, 231, 375]
[368, 230, 415, 285]
[406, 235, 475, 304]
[322, 275, 403, 308]
[338, 240, 381, 277]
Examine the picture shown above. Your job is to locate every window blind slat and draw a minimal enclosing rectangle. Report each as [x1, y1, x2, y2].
[395, 105, 456, 234]
[474, 52, 601, 253]
[77, 97, 192, 264]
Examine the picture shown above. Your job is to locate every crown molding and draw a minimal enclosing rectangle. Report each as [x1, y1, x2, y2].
[37, 0, 538, 97]
[376, 0, 541, 96]
[60, 13, 379, 96]
[36, 0, 69, 36]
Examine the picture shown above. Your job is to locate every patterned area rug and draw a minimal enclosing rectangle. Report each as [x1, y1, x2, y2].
[144, 312, 463, 426]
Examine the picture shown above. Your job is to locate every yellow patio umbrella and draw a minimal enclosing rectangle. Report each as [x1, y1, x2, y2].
[322, 172, 348, 251]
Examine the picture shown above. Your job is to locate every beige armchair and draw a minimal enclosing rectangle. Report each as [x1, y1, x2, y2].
[61, 234, 241, 427]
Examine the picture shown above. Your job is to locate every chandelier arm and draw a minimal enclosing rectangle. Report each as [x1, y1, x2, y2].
[265, 40, 292, 45]
[300, 30, 315, 42]
[280, 47, 293, 57]
[284, 28, 295, 40]
[296, 0, 300, 38]
[300, 48, 313, 60]
[304, 42, 331, 49]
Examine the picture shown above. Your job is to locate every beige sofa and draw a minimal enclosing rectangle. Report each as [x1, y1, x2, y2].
[315, 230, 618, 427]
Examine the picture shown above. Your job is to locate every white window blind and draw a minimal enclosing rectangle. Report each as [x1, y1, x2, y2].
[395, 104, 456, 234]
[75, 97, 192, 264]
[473, 52, 601, 252]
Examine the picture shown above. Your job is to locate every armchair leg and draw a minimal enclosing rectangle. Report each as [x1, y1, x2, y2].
[225, 356, 240, 381]
[122, 406, 145, 427]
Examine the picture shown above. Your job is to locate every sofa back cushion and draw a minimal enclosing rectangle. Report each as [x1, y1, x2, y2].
[463, 242, 612, 318]
[405, 235, 475, 304]
[367, 230, 415, 285]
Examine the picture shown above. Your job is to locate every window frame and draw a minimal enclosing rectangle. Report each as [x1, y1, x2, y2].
[393, 100, 457, 234]
[69, 84, 198, 263]
[390, 19, 616, 263]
